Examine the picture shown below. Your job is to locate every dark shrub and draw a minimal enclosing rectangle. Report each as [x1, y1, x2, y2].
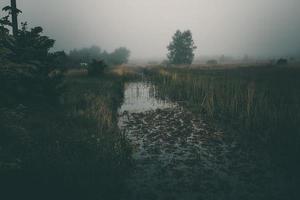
[88, 59, 107, 76]
[206, 59, 218, 65]
[277, 58, 288, 65]
[0, 63, 64, 106]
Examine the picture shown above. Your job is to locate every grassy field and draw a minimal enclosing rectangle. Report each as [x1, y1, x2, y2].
[146, 65, 300, 176]
[0, 70, 132, 200]
[1, 64, 300, 199]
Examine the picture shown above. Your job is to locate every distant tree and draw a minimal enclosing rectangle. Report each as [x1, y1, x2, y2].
[206, 60, 218, 65]
[167, 30, 197, 65]
[108, 47, 130, 65]
[277, 58, 288, 65]
[69, 46, 130, 66]
[69, 46, 103, 64]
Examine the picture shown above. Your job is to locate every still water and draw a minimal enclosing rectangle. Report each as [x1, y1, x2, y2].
[118, 82, 239, 200]
[119, 82, 176, 113]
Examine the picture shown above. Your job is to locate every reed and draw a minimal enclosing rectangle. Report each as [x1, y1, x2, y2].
[148, 66, 300, 171]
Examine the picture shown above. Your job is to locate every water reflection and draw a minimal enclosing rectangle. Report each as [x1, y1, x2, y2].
[118, 82, 232, 199]
[119, 82, 176, 113]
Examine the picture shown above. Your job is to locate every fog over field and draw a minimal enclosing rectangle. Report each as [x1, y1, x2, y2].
[1, 1, 300, 199]
[1, 0, 300, 59]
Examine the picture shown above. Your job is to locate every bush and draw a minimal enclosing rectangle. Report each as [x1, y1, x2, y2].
[277, 58, 288, 65]
[88, 59, 107, 76]
[206, 59, 218, 65]
[0, 62, 64, 106]
[0, 17, 65, 106]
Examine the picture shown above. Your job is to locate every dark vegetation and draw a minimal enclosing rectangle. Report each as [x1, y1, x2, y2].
[1, 5, 64, 106]
[1, 3, 131, 200]
[1, 1, 299, 199]
[206, 59, 218, 65]
[146, 66, 300, 198]
[277, 58, 288, 65]
[167, 30, 197, 65]
[69, 46, 130, 67]
[1, 75, 132, 200]
[88, 59, 108, 76]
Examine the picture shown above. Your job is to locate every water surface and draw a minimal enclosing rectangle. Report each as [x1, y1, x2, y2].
[119, 82, 176, 113]
[118, 82, 238, 199]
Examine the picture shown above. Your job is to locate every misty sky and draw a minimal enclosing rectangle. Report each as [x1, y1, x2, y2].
[1, 0, 300, 59]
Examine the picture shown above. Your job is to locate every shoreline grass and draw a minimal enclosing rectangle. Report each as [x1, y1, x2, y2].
[147, 65, 300, 171]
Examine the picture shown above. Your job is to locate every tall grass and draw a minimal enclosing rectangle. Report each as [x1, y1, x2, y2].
[147, 66, 300, 173]
[0, 72, 132, 200]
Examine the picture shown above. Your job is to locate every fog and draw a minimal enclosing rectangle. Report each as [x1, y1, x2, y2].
[1, 0, 300, 60]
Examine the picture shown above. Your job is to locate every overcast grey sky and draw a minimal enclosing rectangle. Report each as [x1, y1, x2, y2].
[1, 0, 300, 59]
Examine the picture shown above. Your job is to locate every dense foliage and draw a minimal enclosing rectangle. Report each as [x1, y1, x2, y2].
[0, 6, 66, 106]
[167, 30, 197, 65]
[109, 47, 130, 65]
[88, 59, 108, 76]
[69, 45, 130, 67]
[1, 4, 131, 200]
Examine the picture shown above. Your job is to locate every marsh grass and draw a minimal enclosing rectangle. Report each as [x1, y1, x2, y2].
[0, 72, 132, 200]
[147, 66, 300, 174]
[110, 65, 145, 81]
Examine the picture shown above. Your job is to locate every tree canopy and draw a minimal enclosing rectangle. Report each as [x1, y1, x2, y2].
[167, 30, 197, 65]
[109, 47, 130, 65]
[0, 5, 65, 106]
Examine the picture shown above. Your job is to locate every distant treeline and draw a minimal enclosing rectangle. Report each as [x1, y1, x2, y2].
[68, 46, 130, 67]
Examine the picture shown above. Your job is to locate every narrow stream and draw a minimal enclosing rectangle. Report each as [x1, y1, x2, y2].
[118, 82, 258, 200]
[118, 82, 176, 114]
